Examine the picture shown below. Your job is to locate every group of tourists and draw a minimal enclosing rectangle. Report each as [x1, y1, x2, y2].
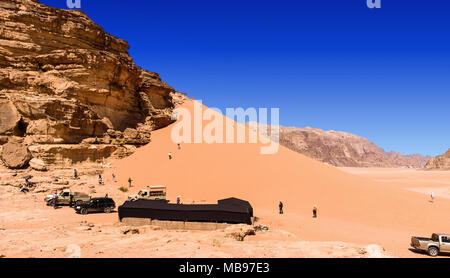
[168, 143, 182, 160]
[19, 176, 34, 193]
[75, 169, 120, 186]
[279, 192, 438, 219]
[279, 201, 319, 218]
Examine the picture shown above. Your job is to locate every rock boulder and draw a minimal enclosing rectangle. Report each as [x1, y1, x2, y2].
[29, 158, 47, 171]
[0, 142, 32, 169]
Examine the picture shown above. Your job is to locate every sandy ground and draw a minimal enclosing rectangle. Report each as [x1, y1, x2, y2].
[109, 101, 450, 258]
[0, 172, 382, 258]
[341, 167, 450, 200]
[0, 100, 449, 258]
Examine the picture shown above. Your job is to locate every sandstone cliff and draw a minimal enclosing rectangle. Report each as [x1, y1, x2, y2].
[0, 0, 186, 168]
[279, 126, 430, 168]
[424, 149, 450, 170]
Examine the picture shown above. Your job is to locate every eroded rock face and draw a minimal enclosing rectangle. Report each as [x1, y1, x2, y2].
[0, 0, 184, 167]
[279, 127, 431, 168]
[0, 99, 21, 134]
[424, 149, 450, 170]
[0, 141, 32, 169]
[28, 144, 136, 166]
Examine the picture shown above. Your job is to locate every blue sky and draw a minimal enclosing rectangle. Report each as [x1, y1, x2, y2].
[41, 0, 450, 156]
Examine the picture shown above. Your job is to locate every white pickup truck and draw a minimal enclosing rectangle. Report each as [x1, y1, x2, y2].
[411, 233, 450, 256]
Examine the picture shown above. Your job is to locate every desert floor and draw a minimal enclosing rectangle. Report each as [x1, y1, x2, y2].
[0, 166, 385, 258]
[339, 167, 450, 257]
[341, 167, 450, 200]
[1, 101, 449, 258]
[1, 166, 448, 258]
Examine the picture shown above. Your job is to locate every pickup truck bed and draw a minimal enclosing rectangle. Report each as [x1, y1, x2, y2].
[412, 237, 436, 241]
[411, 234, 450, 256]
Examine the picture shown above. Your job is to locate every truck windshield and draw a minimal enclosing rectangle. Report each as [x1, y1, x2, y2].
[140, 191, 148, 197]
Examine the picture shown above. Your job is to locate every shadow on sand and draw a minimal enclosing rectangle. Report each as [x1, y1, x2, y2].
[408, 248, 450, 258]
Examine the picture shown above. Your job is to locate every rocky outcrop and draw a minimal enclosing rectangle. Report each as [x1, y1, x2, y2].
[424, 149, 450, 170]
[0, 0, 184, 167]
[0, 141, 32, 169]
[279, 127, 430, 168]
[28, 144, 136, 166]
[0, 99, 21, 134]
[225, 225, 256, 241]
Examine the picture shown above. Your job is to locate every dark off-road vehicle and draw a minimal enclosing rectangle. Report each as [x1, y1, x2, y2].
[74, 197, 116, 215]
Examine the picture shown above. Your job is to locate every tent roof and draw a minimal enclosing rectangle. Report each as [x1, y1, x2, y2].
[120, 198, 251, 214]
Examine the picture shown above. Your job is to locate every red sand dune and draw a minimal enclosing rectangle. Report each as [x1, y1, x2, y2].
[112, 100, 450, 257]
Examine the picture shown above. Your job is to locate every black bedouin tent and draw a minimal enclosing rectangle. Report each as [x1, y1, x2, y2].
[118, 197, 253, 225]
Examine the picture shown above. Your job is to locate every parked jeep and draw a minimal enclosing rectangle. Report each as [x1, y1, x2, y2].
[411, 233, 450, 256]
[128, 185, 167, 201]
[44, 189, 91, 207]
[74, 197, 116, 215]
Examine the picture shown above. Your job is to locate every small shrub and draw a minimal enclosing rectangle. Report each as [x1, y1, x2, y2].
[119, 186, 128, 193]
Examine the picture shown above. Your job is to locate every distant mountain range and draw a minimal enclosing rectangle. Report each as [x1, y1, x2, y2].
[278, 126, 431, 168]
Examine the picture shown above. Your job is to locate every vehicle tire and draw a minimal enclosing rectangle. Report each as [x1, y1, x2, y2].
[428, 247, 439, 257]
[47, 201, 53, 206]
[104, 207, 112, 213]
[80, 208, 88, 215]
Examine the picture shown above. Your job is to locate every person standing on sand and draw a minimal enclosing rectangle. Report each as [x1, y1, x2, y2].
[53, 192, 59, 209]
[177, 143, 181, 150]
[177, 196, 181, 205]
[128, 177, 133, 187]
[279, 201, 284, 214]
[313, 205, 318, 218]
[168, 152, 173, 160]
[98, 174, 103, 185]
[431, 192, 435, 202]
[74, 169, 78, 180]
[25, 176, 31, 187]
[112, 173, 116, 182]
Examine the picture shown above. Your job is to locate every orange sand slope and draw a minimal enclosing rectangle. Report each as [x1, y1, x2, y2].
[112, 100, 450, 256]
